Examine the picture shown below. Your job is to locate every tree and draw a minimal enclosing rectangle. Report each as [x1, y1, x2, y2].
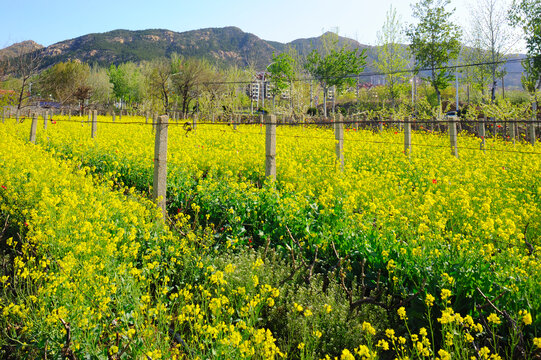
[36, 61, 90, 106]
[6, 48, 43, 110]
[171, 56, 214, 118]
[509, 0, 541, 93]
[304, 45, 366, 117]
[468, 0, 517, 102]
[376, 5, 410, 109]
[144, 57, 172, 113]
[107, 63, 142, 109]
[406, 0, 461, 111]
[88, 65, 112, 106]
[266, 52, 296, 112]
[461, 45, 492, 102]
[200, 67, 225, 122]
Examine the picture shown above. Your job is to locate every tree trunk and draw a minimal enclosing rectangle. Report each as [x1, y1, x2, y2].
[323, 87, 328, 118]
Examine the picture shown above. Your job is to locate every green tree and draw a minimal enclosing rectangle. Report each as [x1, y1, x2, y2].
[304, 46, 366, 117]
[406, 0, 462, 111]
[107, 63, 142, 109]
[509, 0, 541, 93]
[37, 61, 90, 106]
[267, 52, 296, 112]
[376, 5, 410, 109]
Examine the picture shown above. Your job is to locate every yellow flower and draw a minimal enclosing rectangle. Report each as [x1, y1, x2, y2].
[340, 349, 355, 360]
[479, 346, 491, 359]
[297, 342, 305, 350]
[324, 303, 332, 313]
[441, 289, 452, 302]
[425, 294, 435, 307]
[519, 310, 532, 325]
[487, 313, 501, 325]
[438, 349, 451, 360]
[533, 337, 541, 349]
[294, 302, 303, 312]
[385, 329, 395, 339]
[109, 345, 119, 355]
[362, 321, 376, 336]
[397, 306, 408, 320]
[355, 344, 371, 358]
[376, 339, 389, 351]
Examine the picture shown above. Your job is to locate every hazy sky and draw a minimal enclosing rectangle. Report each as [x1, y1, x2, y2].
[2, 0, 520, 50]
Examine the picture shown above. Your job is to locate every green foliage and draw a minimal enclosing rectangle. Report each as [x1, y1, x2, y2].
[406, 0, 462, 106]
[376, 5, 411, 107]
[36, 61, 90, 105]
[267, 53, 296, 98]
[304, 44, 366, 116]
[107, 63, 142, 106]
[509, 0, 541, 92]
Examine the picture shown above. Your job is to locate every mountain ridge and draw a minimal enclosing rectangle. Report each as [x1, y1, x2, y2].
[0, 27, 525, 87]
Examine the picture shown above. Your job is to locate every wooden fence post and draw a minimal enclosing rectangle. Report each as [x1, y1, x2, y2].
[404, 118, 412, 155]
[265, 114, 276, 180]
[43, 111, 48, 130]
[29, 114, 37, 143]
[153, 115, 169, 219]
[68, 109, 71, 120]
[479, 116, 486, 153]
[260, 113, 264, 134]
[335, 114, 344, 170]
[15, 110, 20, 124]
[119, 110, 122, 121]
[145, 111, 149, 124]
[234, 114, 239, 130]
[510, 119, 516, 145]
[449, 115, 459, 158]
[91, 110, 97, 138]
[530, 102, 537, 146]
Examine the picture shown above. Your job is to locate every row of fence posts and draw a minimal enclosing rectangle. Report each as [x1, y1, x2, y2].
[5, 109, 537, 218]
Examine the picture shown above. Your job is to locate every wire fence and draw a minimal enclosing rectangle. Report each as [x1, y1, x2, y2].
[3, 112, 541, 156]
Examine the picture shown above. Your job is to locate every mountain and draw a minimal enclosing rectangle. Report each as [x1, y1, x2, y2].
[0, 27, 525, 87]
[0, 40, 43, 59]
[31, 27, 375, 70]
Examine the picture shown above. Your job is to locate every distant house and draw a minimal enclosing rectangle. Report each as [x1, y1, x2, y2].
[38, 100, 61, 109]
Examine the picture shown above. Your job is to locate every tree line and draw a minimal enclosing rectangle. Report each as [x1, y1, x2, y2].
[0, 0, 540, 119]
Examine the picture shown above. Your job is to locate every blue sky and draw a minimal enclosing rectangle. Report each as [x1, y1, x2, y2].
[2, 0, 518, 49]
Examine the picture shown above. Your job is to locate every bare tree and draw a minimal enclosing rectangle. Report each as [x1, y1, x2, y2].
[468, 0, 519, 102]
[376, 5, 410, 109]
[171, 56, 214, 118]
[144, 57, 172, 114]
[7, 48, 43, 109]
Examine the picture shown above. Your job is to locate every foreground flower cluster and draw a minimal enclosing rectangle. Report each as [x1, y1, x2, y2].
[1, 115, 540, 358]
